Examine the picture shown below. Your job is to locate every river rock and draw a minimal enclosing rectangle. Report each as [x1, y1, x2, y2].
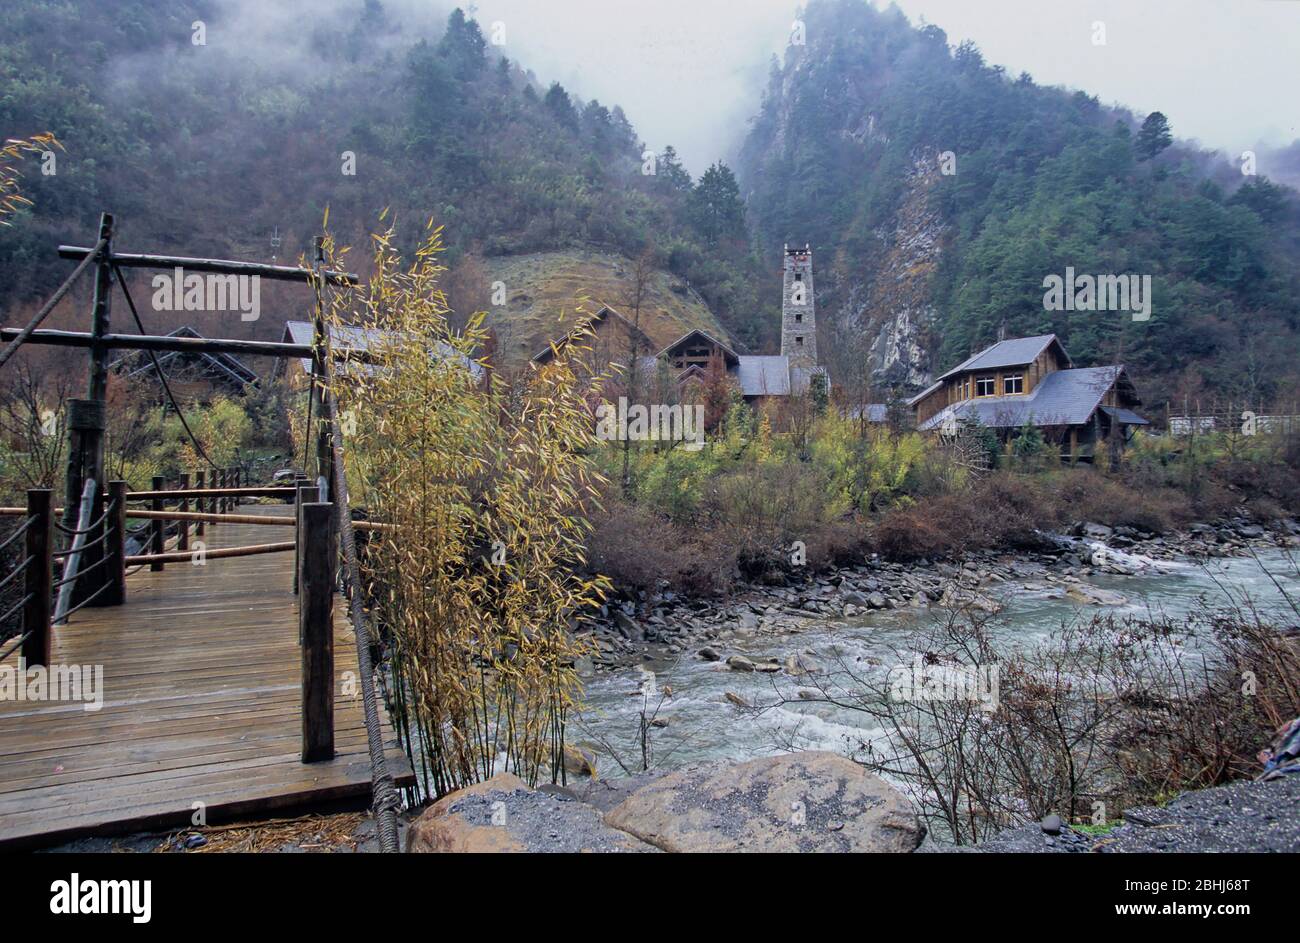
[868, 592, 887, 609]
[698, 646, 721, 661]
[726, 655, 756, 672]
[563, 743, 598, 778]
[614, 610, 640, 640]
[406, 773, 657, 853]
[603, 752, 924, 853]
[1066, 583, 1128, 606]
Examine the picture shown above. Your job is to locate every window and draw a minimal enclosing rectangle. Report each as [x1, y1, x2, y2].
[1003, 374, 1023, 394]
[794, 272, 803, 281]
[975, 375, 996, 396]
[795, 336, 804, 346]
[794, 312, 803, 322]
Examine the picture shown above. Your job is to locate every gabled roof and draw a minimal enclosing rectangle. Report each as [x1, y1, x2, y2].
[110, 326, 258, 388]
[937, 334, 1071, 382]
[656, 328, 740, 366]
[281, 321, 482, 379]
[531, 304, 654, 365]
[906, 380, 943, 407]
[919, 365, 1144, 431]
[736, 355, 790, 396]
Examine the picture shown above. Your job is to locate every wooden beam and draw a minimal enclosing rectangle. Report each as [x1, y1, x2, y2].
[57, 246, 359, 285]
[103, 481, 127, 606]
[299, 502, 335, 763]
[21, 489, 53, 667]
[1, 328, 310, 359]
[0, 328, 379, 363]
[149, 476, 166, 571]
[176, 473, 189, 553]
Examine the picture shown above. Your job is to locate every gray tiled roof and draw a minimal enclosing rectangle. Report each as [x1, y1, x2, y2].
[845, 404, 889, 422]
[906, 381, 942, 407]
[283, 320, 482, 379]
[919, 366, 1143, 431]
[937, 334, 1067, 381]
[790, 364, 829, 395]
[1101, 405, 1150, 426]
[736, 355, 791, 396]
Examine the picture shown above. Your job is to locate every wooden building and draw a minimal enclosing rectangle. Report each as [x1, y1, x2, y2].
[109, 326, 257, 402]
[908, 334, 1147, 460]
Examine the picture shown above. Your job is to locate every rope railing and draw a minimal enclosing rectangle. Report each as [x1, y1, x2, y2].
[52, 479, 98, 626]
[0, 626, 33, 664]
[0, 516, 35, 555]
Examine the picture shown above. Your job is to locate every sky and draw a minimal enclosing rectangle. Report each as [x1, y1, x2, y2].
[457, 0, 1300, 176]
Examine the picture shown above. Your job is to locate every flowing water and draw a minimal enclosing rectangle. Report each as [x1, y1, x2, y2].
[573, 547, 1299, 776]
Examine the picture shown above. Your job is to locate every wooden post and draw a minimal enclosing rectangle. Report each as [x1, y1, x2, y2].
[150, 475, 166, 571]
[62, 214, 113, 540]
[21, 489, 53, 667]
[102, 480, 127, 606]
[195, 470, 206, 536]
[299, 501, 335, 762]
[293, 482, 319, 597]
[177, 472, 190, 552]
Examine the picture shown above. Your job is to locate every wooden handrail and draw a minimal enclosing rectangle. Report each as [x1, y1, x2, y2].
[123, 509, 394, 531]
[127, 541, 294, 565]
[126, 486, 295, 500]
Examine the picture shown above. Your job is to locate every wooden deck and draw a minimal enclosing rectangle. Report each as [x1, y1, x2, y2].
[0, 505, 413, 849]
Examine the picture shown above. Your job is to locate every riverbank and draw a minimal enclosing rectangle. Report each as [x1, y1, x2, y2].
[975, 774, 1300, 853]
[579, 514, 1300, 673]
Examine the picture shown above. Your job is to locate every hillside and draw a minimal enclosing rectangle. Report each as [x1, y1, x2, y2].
[483, 251, 731, 368]
[737, 0, 1300, 406]
[0, 1, 761, 363]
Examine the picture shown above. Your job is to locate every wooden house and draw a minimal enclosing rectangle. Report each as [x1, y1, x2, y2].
[109, 326, 257, 402]
[908, 334, 1148, 460]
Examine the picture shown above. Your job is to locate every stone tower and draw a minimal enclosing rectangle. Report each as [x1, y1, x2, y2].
[781, 243, 817, 370]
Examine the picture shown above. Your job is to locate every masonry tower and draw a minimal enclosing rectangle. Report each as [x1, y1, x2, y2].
[781, 244, 817, 370]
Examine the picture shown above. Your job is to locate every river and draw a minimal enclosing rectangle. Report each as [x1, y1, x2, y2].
[572, 547, 1299, 776]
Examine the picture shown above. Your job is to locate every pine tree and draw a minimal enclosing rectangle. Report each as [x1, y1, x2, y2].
[1135, 112, 1172, 161]
[543, 82, 579, 129]
[690, 162, 744, 246]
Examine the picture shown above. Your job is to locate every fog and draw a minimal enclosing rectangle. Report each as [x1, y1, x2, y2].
[458, 0, 1300, 179]
[134, 0, 1299, 182]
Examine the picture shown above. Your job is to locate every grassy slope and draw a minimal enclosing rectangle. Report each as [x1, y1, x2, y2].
[484, 251, 732, 368]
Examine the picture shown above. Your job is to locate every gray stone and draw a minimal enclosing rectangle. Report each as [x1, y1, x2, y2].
[603, 752, 924, 853]
[407, 773, 658, 853]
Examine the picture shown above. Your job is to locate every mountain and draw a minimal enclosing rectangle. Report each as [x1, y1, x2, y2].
[0, 0, 758, 357]
[737, 0, 1300, 406]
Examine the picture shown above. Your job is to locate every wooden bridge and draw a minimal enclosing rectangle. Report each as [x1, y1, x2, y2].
[0, 490, 414, 849]
[0, 213, 411, 850]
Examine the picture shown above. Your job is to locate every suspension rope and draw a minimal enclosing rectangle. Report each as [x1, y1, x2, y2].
[113, 266, 219, 472]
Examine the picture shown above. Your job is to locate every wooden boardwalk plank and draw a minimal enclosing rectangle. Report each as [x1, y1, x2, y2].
[0, 503, 413, 849]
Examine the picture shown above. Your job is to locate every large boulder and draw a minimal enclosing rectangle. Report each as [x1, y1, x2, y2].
[406, 772, 657, 853]
[603, 752, 924, 853]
